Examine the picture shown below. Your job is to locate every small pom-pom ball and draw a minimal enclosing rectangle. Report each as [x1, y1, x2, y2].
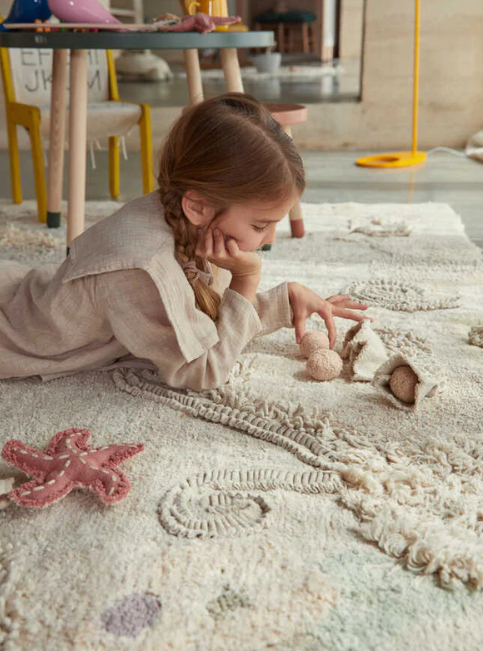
[306, 350, 343, 381]
[300, 331, 330, 358]
[389, 365, 418, 404]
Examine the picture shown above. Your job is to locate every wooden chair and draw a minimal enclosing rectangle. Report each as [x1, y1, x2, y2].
[0, 44, 153, 223]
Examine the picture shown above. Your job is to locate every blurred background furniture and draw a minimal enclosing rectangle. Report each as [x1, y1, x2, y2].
[0, 39, 153, 224]
[111, 0, 174, 81]
[178, 0, 251, 69]
[254, 9, 316, 55]
[284, 20, 315, 54]
[0, 29, 274, 246]
[236, 0, 338, 62]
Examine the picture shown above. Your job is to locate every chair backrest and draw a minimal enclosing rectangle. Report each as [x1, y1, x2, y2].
[4, 47, 112, 105]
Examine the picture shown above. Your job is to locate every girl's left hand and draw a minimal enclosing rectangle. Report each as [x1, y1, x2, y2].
[195, 227, 262, 278]
[287, 282, 371, 348]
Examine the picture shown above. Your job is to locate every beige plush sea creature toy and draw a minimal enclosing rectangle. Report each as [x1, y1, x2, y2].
[340, 320, 389, 382]
[307, 350, 343, 381]
[372, 353, 439, 411]
[299, 331, 342, 381]
[389, 366, 419, 403]
[299, 331, 330, 358]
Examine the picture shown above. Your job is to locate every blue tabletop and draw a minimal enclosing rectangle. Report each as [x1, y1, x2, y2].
[0, 29, 274, 50]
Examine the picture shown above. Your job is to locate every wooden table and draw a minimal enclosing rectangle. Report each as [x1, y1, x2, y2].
[0, 30, 274, 248]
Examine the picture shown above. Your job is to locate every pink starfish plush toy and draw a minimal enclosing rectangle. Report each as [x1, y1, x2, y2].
[1, 428, 144, 508]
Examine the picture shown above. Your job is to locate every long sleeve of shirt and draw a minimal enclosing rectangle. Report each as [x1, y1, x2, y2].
[253, 282, 293, 336]
[214, 265, 293, 337]
[94, 269, 269, 391]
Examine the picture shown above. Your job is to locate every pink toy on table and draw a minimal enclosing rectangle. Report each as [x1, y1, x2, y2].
[161, 13, 240, 33]
[48, 0, 121, 24]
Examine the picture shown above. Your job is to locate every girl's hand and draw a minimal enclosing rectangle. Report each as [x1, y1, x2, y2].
[287, 282, 371, 348]
[195, 227, 262, 279]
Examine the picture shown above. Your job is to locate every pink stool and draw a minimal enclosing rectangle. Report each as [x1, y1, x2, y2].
[265, 102, 308, 238]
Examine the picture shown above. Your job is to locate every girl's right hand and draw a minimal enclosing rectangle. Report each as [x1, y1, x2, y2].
[288, 282, 371, 347]
[195, 227, 262, 279]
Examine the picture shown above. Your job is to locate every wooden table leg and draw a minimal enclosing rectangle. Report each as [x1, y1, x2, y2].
[220, 48, 244, 93]
[183, 49, 203, 105]
[47, 49, 67, 228]
[66, 49, 88, 250]
[283, 125, 305, 238]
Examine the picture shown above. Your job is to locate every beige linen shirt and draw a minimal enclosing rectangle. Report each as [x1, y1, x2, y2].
[0, 191, 293, 390]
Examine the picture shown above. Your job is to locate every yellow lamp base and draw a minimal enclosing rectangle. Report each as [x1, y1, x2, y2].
[356, 151, 427, 169]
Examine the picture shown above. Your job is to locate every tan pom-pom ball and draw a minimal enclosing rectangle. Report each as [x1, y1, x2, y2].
[306, 350, 343, 381]
[389, 365, 418, 404]
[300, 331, 330, 358]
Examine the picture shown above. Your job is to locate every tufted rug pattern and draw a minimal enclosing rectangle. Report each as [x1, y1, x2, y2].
[1, 201, 483, 651]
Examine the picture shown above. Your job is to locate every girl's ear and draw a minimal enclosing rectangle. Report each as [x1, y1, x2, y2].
[181, 191, 215, 227]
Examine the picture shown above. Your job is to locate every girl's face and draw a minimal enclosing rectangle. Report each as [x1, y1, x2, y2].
[212, 195, 296, 252]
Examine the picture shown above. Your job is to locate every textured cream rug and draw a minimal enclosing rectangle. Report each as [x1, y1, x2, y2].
[1, 200, 483, 651]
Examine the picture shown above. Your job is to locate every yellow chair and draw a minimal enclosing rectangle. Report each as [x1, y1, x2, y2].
[0, 43, 154, 223]
[105, 51, 154, 201]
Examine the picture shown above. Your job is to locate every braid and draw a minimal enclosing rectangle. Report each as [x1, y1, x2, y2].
[162, 189, 195, 277]
[160, 187, 221, 321]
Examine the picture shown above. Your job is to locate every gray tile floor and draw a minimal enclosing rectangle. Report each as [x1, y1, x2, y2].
[0, 148, 481, 248]
[117, 55, 361, 106]
[302, 151, 483, 249]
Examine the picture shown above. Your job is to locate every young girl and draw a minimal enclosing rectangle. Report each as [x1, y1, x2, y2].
[0, 93, 368, 390]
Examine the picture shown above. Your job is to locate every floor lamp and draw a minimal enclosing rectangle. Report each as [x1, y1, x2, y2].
[356, 0, 427, 169]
